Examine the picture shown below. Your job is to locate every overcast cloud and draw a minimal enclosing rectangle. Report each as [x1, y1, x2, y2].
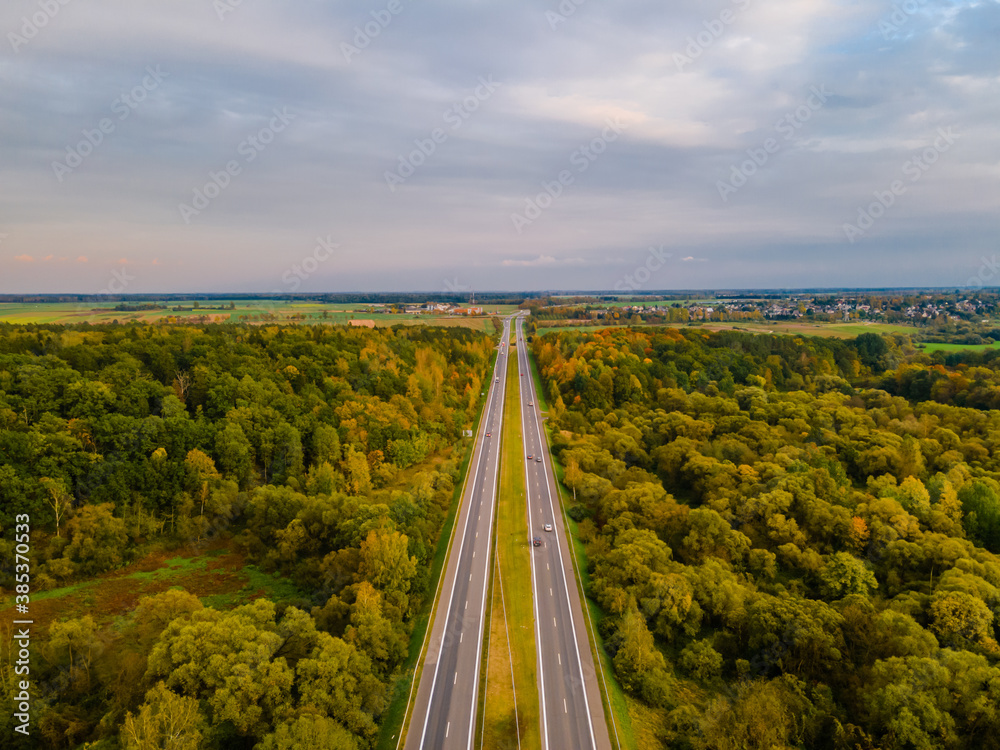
[1, 0, 998, 293]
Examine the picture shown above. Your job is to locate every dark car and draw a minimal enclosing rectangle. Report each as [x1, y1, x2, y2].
[532, 536, 541, 547]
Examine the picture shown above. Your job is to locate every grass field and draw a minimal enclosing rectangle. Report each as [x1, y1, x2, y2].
[0, 300, 514, 333]
[0, 541, 308, 630]
[536, 320, 918, 339]
[918, 341, 1000, 353]
[480, 344, 541, 750]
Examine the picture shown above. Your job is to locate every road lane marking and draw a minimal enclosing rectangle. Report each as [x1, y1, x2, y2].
[417, 341, 505, 750]
[460, 632, 463, 643]
[446, 722, 450, 738]
[465, 600, 468, 609]
[454, 672, 458, 685]
[550, 588, 553, 596]
[522, 322, 599, 750]
[564, 699, 568, 714]
[553, 617, 557, 627]
[558, 653, 561, 665]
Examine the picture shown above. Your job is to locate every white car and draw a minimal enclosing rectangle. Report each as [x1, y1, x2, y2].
[528, 401, 533, 406]
[543, 523, 553, 532]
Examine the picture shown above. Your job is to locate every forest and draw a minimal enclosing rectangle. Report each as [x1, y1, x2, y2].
[0, 322, 495, 749]
[533, 327, 1000, 749]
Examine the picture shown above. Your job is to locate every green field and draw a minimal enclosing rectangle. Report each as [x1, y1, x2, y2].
[0, 300, 515, 333]
[536, 320, 918, 339]
[918, 341, 1000, 353]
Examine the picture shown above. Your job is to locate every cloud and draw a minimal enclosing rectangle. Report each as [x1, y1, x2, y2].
[14, 254, 34, 263]
[501, 255, 587, 267]
[0, 0, 997, 291]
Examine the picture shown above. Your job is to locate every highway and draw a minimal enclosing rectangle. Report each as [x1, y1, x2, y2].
[406, 315, 512, 750]
[515, 316, 612, 750]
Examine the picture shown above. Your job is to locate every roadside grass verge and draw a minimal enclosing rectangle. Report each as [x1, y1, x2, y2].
[377, 339, 504, 750]
[525, 336, 637, 750]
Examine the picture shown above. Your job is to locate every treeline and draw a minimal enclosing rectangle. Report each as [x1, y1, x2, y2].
[535, 327, 1000, 749]
[0, 322, 495, 748]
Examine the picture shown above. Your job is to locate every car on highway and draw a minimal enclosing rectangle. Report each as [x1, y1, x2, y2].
[532, 536, 541, 547]
[528, 401, 533, 406]
[543, 523, 553, 532]
[536, 456, 542, 462]
[527, 453, 532, 459]
[486, 431, 491, 437]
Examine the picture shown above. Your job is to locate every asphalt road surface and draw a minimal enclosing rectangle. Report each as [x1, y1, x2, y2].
[406, 316, 512, 750]
[515, 317, 612, 750]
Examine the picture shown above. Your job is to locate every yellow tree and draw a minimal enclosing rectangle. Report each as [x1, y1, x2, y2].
[39, 477, 71, 537]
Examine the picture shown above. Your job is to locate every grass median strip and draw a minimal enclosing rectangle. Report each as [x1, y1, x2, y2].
[481, 340, 540, 750]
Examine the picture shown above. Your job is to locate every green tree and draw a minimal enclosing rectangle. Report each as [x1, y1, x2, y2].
[121, 682, 206, 750]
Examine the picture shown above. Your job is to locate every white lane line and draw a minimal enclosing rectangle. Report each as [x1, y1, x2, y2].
[519, 322, 549, 750]
[558, 653, 561, 665]
[550, 588, 553, 596]
[466, 323, 508, 750]
[417, 343, 504, 750]
[553, 617, 557, 627]
[465, 600, 468, 610]
[446, 722, 450, 739]
[564, 699, 568, 714]
[460, 632, 463, 643]
[522, 318, 598, 750]
[454, 672, 458, 685]
[469, 574, 472, 582]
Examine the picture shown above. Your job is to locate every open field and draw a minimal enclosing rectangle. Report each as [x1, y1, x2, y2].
[0, 540, 308, 629]
[480, 345, 540, 750]
[918, 341, 1000, 353]
[0, 300, 513, 332]
[536, 320, 919, 339]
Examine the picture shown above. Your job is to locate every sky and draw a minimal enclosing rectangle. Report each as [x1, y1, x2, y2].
[1, 0, 998, 294]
